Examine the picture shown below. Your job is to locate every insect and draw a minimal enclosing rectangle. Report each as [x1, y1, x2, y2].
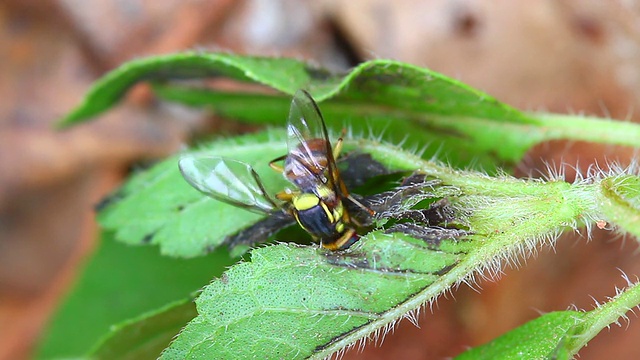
[179, 90, 373, 250]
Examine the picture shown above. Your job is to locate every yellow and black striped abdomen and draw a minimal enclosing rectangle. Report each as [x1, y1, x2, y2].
[292, 193, 345, 241]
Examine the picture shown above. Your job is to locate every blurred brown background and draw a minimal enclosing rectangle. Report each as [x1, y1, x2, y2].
[2, 0, 640, 359]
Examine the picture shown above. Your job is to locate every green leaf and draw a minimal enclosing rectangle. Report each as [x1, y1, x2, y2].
[563, 277, 640, 356]
[455, 311, 584, 360]
[60, 52, 537, 169]
[59, 53, 640, 171]
[88, 300, 198, 360]
[59, 53, 337, 127]
[160, 231, 465, 360]
[35, 232, 235, 359]
[456, 279, 640, 359]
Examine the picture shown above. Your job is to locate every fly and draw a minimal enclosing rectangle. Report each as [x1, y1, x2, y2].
[179, 90, 373, 250]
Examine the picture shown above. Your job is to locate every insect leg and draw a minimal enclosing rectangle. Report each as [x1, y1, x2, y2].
[347, 194, 375, 216]
[269, 154, 287, 173]
[249, 167, 280, 208]
[332, 128, 347, 160]
[322, 228, 356, 251]
[275, 190, 295, 201]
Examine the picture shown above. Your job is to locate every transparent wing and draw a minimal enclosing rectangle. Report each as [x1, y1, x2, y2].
[286, 90, 340, 187]
[287, 90, 329, 148]
[179, 155, 278, 213]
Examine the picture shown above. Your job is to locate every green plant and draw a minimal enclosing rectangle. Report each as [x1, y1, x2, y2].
[38, 53, 640, 359]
